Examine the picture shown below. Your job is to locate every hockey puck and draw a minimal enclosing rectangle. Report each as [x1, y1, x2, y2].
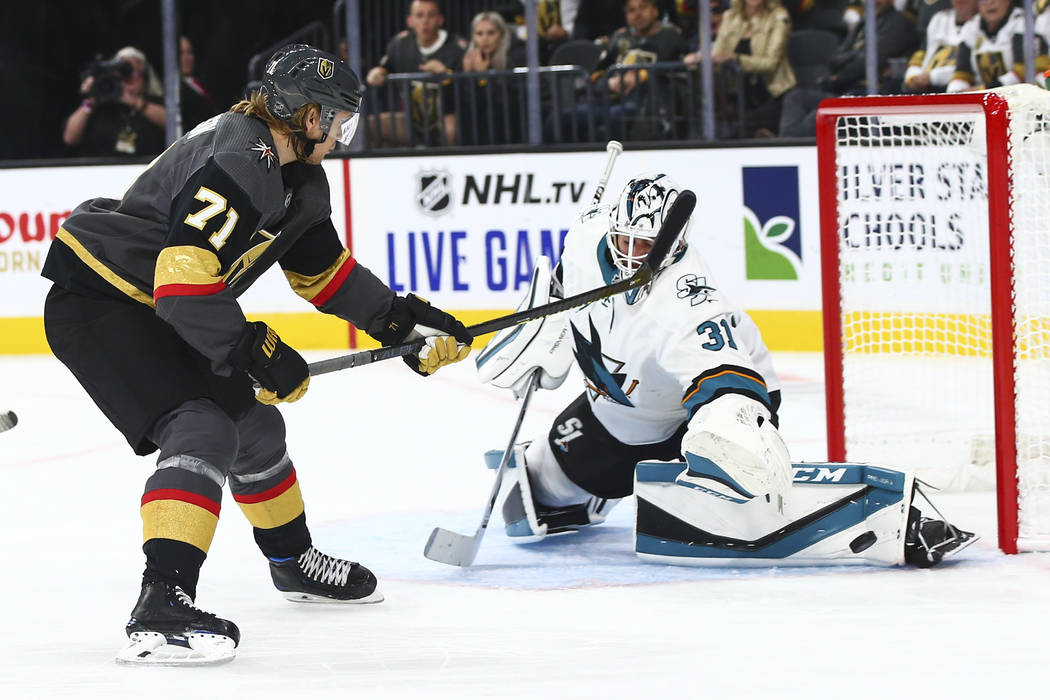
[0, 410, 17, 432]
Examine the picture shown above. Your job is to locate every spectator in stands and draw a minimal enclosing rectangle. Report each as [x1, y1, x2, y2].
[493, 1, 580, 63]
[902, 0, 977, 93]
[601, 0, 690, 96]
[778, 0, 917, 136]
[684, 0, 796, 136]
[947, 0, 1048, 92]
[460, 11, 527, 145]
[62, 46, 167, 158]
[180, 35, 218, 130]
[365, 0, 466, 146]
[564, 0, 689, 141]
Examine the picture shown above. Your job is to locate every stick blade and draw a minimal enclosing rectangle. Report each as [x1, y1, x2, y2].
[424, 527, 479, 567]
[646, 189, 696, 271]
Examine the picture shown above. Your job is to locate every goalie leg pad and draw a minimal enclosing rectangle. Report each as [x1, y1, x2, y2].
[635, 462, 916, 566]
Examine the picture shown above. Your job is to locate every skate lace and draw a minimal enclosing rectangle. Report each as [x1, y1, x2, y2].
[173, 586, 210, 616]
[298, 547, 355, 586]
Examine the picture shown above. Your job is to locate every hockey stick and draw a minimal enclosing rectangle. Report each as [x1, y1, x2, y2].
[306, 188, 694, 379]
[0, 410, 16, 434]
[423, 370, 540, 566]
[421, 143, 628, 567]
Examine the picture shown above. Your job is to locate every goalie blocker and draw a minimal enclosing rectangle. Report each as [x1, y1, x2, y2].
[635, 461, 976, 567]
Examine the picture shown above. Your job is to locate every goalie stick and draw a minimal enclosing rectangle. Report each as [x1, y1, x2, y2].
[0, 410, 16, 433]
[423, 370, 540, 566]
[306, 186, 694, 379]
[423, 142, 625, 567]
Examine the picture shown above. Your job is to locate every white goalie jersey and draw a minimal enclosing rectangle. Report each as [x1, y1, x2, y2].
[557, 203, 780, 446]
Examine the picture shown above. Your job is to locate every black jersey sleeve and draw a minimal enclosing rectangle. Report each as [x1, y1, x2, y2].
[279, 218, 396, 329]
[154, 158, 266, 375]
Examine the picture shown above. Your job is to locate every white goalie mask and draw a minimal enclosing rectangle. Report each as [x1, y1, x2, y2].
[607, 173, 691, 276]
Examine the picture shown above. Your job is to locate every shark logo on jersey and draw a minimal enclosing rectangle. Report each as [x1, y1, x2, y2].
[676, 274, 715, 306]
[570, 318, 637, 406]
[417, 170, 453, 216]
[250, 138, 278, 170]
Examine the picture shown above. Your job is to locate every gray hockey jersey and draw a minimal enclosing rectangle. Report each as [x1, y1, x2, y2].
[42, 111, 394, 373]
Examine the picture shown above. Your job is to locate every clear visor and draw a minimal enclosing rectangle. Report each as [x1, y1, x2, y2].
[336, 113, 360, 146]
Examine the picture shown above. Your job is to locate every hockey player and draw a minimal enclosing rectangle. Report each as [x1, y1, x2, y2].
[41, 45, 472, 665]
[477, 173, 972, 568]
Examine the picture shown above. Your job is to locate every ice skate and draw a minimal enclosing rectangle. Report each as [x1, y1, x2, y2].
[116, 580, 239, 666]
[904, 506, 978, 567]
[502, 465, 617, 542]
[268, 546, 384, 603]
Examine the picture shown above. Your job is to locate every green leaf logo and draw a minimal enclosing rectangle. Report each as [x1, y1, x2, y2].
[744, 208, 801, 280]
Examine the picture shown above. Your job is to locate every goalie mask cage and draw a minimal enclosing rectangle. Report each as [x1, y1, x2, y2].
[816, 85, 1050, 554]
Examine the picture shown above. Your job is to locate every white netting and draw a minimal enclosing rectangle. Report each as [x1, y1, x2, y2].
[829, 85, 1050, 550]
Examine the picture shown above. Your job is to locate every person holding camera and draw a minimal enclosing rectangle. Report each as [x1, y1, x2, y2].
[62, 46, 167, 157]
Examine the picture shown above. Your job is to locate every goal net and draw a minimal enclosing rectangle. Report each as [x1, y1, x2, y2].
[816, 85, 1050, 554]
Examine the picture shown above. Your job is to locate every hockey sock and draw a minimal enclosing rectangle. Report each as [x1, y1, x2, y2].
[140, 468, 222, 599]
[255, 512, 312, 561]
[231, 465, 310, 559]
[142, 539, 207, 599]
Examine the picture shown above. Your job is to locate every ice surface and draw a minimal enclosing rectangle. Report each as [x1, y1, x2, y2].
[1, 352, 1047, 699]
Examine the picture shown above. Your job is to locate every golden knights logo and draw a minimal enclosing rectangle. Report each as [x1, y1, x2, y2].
[317, 58, 335, 79]
[417, 169, 453, 217]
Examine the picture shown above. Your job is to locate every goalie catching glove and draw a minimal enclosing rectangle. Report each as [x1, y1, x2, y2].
[476, 255, 574, 398]
[371, 293, 473, 376]
[230, 321, 310, 404]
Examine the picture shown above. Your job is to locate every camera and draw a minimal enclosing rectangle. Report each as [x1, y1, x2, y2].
[83, 58, 133, 104]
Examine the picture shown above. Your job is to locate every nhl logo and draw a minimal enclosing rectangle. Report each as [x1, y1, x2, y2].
[317, 58, 334, 79]
[417, 170, 453, 216]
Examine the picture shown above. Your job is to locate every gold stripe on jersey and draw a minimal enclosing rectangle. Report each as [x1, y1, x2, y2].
[154, 245, 223, 288]
[55, 228, 156, 307]
[283, 248, 354, 304]
[141, 499, 220, 553]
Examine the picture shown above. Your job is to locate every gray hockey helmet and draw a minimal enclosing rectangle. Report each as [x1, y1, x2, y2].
[261, 44, 363, 145]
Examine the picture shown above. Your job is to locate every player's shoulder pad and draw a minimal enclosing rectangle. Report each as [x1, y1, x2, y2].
[652, 249, 728, 318]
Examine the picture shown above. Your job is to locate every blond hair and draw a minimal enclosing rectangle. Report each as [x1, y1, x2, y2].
[468, 11, 511, 70]
[230, 90, 317, 161]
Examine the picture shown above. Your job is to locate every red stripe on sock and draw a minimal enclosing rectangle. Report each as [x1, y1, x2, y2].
[141, 488, 221, 517]
[232, 468, 298, 504]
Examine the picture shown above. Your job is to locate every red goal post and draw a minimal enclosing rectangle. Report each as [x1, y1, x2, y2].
[816, 86, 1050, 554]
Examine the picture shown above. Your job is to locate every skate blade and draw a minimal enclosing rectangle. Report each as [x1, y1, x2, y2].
[280, 589, 384, 604]
[938, 530, 980, 560]
[115, 631, 236, 666]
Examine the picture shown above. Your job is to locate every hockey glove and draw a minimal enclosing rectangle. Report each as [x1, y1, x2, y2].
[372, 294, 473, 376]
[476, 256, 573, 398]
[229, 321, 310, 404]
